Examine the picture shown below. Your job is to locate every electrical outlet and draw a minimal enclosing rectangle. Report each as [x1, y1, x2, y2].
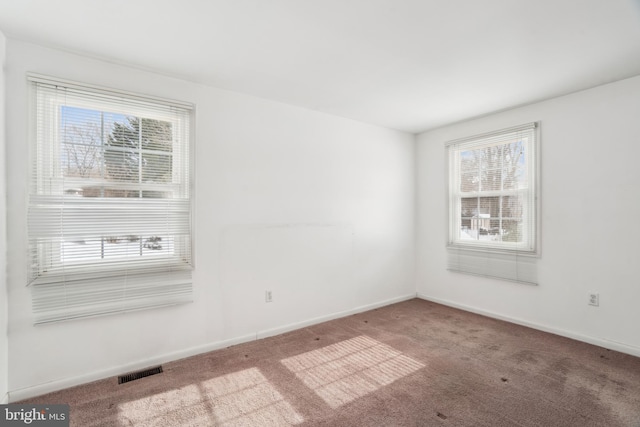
[265, 290, 273, 303]
[588, 292, 599, 307]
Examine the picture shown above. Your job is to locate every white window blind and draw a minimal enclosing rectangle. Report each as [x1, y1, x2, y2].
[28, 74, 194, 324]
[446, 123, 539, 284]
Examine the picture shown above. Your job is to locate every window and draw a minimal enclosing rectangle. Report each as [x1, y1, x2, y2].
[28, 74, 193, 323]
[446, 123, 539, 283]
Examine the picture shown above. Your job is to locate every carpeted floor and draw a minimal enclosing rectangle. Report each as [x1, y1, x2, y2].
[19, 299, 640, 426]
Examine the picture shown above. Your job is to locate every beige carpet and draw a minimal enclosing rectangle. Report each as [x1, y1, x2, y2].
[19, 299, 640, 426]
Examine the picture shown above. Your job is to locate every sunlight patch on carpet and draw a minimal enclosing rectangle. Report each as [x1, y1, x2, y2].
[200, 367, 304, 426]
[117, 368, 303, 426]
[118, 384, 214, 426]
[281, 335, 424, 408]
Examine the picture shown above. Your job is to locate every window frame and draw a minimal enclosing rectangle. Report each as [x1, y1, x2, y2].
[446, 122, 540, 256]
[32, 88, 192, 279]
[27, 74, 195, 323]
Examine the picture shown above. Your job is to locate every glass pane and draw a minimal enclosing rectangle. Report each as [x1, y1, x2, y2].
[502, 140, 527, 189]
[141, 118, 173, 152]
[501, 220, 523, 243]
[104, 148, 139, 182]
[105, 116, 140, 183]
[479, 196, 500, 218]
[460, 150, 477, 171]
[61, 143, 103, 179]
[480, 168, 502, 191]
[502, 196, 523, 220]
[479, 145, 502, 170]
[460, 198, 477, 240]
[460, 227, 476, 240]
[503, 140, 524, 164]
[101, 117, 175, 187]
[461, 197, 478, 218]
[61, 235, 174, 263]
[141, 152, 172, 183]
[485, 219, 500, 241]
[460, 172, 479, 192]
[60, 106, 105, 181]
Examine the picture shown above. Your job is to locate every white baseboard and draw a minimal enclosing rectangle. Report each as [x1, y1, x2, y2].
[256, 293, 417, 340]
[417, 293, 640, 358]
[8, 331, 256, 403]
[1, 392, 8, 404]
[9, 293, 417, 402]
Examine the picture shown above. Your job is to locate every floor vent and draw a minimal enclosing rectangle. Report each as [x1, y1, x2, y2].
[118, 366, 163, 384]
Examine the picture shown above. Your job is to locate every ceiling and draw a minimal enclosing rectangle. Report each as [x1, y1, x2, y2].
[1, 0, 639, 134]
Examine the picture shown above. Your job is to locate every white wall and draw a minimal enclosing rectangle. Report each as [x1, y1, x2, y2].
[5, 39, 416, 400]
[0, 30, 8, 405]
[417, 75, 640, 356]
